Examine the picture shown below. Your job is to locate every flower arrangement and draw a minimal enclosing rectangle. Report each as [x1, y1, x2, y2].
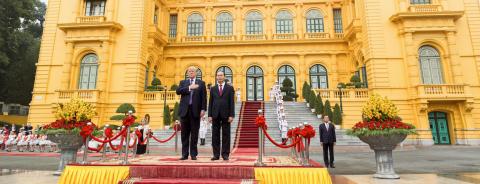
[347, 93, 416, 136]
[39, 98, 102, 136]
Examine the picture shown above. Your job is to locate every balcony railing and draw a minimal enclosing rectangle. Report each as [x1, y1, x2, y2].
[56, 90, 101, 103]
[304, 32, 330, 39]
[312, 88, 369, 100]
[273, 33, 297, 40]
[213, 35, 235, 42]
[143, 91, 180, 104]
[334, 33, 344, 39]
[408, 4, 442, 12]
[417, 84, 469, 99]
[183, 36, 205, 42]
[242, 34, 266, 41]
[76, 16, 106, 23]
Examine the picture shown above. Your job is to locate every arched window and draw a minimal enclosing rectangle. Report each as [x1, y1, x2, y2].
[185, 67, 203, 80]
[419, 46, 443, 84]
[309, 64, 328, 89]
[78, 54, 99, 89]
[276, 10, 293, 34]
[245, 11, 263, 35]
[278, 65, 296, 89]
[144, 62, 151, 89]
[187, 13, 203, 36]
[216, 12, 233, 36]
[216, 66, 233, 83]
[306, 9, 324, 33]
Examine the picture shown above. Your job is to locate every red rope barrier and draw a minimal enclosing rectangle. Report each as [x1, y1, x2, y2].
[89, 127, 128, 144]
[128, 137, 137, 149]
[87, 138, 107, 152]
[108, 135, 125, 151]
[262, 128, 300, 148]
[150, 130, 177, 143]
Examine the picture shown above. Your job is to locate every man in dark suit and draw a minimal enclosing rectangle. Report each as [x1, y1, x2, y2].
[319, 115, 336, 168]
[208, 71, 235, 161]
[176, 66, 207, 160]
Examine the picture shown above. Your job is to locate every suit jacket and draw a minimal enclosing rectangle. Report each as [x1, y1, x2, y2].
[319, 123, 336, 143]
[208, 83, 235, 119]
[176, 78, 207, 118]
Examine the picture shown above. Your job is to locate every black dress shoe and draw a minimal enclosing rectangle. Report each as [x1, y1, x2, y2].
[222, 157, 229, 161]
[211, 157, 220, 161]
[330, 164, 335, 168]
[191, 156, 197, 160]
[179, 157, 188, 160]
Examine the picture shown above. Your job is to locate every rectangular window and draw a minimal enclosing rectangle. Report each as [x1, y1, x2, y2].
[246, 20, 263, 35]
[410, 0, 431, 4]
[8, 106, 20, 115]
[361, 65, 368, 88]
[154, 6, 159, 25]
[216, 21, 233, 35]
[85, 0, 106, 16]
[169, 14, 178, 38]
[333, 9, 343, 33]
[306, 18, 324, 33]
[276, 20, 293, 34]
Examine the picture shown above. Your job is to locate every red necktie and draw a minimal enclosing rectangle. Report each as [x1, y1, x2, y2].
[219, 84, 223, 96]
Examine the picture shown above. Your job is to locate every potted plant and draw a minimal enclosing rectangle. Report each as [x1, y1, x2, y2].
[315, 94, 324, 119]
[280, 78, 298, 101]
[163, 105, 171, 129]
[39, 98, 102, 175]
[309, 90, 316, 113]
[332, 103, 342, 129]
[346, 94, 416, 179]
[302, 82, 310, 103]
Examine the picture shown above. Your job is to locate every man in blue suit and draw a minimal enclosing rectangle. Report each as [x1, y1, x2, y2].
[176, 66, 207, 160]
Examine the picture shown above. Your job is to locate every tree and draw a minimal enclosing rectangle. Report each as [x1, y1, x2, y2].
[280, 78, 298, 101]
[309, 90, 316, 109]
[171, 102, 179, 122]
[163, 105, 171, 126]
[151, 77, 161, 86]
[350, 75, 363, 88]
[110, 103, 137, 120]
[333, 103, 343, 125]
[170, 84, 179, 91]
[323, 100, 333, 120]
[302, 82, 310, 102]
[315, 94, 324, 116]
[0, 0, 46, 105]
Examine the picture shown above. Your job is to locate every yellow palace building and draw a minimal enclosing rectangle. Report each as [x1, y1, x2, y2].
[28, 0, 480, 145]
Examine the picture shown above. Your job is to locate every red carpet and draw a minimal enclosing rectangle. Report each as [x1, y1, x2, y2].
[128, 178, 253, 184]
[233, 101, 263, 150]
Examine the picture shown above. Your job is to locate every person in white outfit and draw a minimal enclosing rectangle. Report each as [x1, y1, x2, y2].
[236, 88, 241, 102]
[6, 131, 18, 152]
[199, 115, 209, 146]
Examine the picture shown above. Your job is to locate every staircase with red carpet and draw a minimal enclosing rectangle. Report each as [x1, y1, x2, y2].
[232, 102, 263, 154]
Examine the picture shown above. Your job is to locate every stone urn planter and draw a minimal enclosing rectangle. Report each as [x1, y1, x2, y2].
[47, 133, 84, 176]
[358, 134, 407, 179]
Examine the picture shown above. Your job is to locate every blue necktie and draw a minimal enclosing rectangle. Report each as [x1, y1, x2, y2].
[189, 79, 193, 105]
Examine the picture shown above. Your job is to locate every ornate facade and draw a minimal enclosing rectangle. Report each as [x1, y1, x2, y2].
[28, 0, 480, 145]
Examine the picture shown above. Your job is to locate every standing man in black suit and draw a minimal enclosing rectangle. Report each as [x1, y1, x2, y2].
[319, 115, 336, 168]
[208, 71, 235, 161]
[176, 66, 207, 160]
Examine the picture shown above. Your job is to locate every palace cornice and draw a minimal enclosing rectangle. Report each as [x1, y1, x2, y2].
[165, 39, 347, 47]
[58, 22, 123, 32]
[163, 51, 349, 59]
[165, 0, 329, 9]
[390, 11, 464, 23]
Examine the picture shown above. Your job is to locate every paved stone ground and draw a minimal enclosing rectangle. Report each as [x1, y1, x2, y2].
[0, 145, 479, 175]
